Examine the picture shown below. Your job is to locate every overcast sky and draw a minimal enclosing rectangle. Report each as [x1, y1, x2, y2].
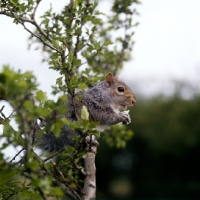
[0, 0, 200, 97]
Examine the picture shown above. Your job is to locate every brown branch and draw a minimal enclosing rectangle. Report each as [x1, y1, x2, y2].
[0, 105, 15, 124]
[72, 159, 86, 176]
[51, 161, 82, 200]
[113, 13, 132, 75]
[35, 153, 81, 200]
[0, 116, 5, 124]
[17, 109, 32, 162]
[31, 0, 52, 44]
[68, 176, 85, 194]
[1, 7, 59, 52]
[22, 23, 58, 52]
[43, 148, 64, 162]
[37, 187, 48, 200]
[113, 49, 125, 76]
[73, 0, 88, 58]
[54, 181, 80, 200]
[21, 22, 58, 52]
[0, 10, 34, 23]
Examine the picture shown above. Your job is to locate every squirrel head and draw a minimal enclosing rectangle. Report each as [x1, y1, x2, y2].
[105, 72, 136, 111]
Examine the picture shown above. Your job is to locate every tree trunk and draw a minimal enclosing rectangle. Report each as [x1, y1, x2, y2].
[82, 135, 97, 200]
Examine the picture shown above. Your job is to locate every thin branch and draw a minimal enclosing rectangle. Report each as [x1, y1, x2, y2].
[32, 0, 42, 19]
[0, 105, 6, 118]
[0, 105, 15, 125]
[51, 161, 82, 200]
[113, 13, 132, 75]
[31, 0, 53, 44]
[21, 22, 58, 52]
[7, 109, 15, 119]
[54, 181, 80, 200]
[35, 153, 81, 200]
[72, 159, 86, 176]
[17, 109, 32, 162]
[37, 187, 48, 200]
[73, 2, 87, 58]
[1, 8, 58, 52]
[80, 49, 100, 67]
[43, 148, 64, 162]
[113, 49, 125, 76]
[68, 175, 85, 194]
[9, 148, 25, 163]
[0, 10, 33, 23]
[22, 24, 58, 52]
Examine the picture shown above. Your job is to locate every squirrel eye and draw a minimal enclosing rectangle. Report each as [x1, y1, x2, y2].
[118, 86, 124, 92]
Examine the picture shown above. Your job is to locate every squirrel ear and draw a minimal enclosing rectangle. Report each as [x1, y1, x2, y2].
[105, 72, 113, 87]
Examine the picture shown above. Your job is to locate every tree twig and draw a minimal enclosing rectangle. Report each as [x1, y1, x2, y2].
[9, 148, 25, 163]
[43, 148, 64, 162]
[31, 0, 52, 43]
[0, 105, 6, 118]
[0, 7, 59, 52]
[51, 161, 82, 200]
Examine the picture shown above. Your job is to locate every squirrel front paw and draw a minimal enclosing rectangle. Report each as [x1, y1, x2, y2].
[119, 112, 131, 125]
[85, 135, 99, 146]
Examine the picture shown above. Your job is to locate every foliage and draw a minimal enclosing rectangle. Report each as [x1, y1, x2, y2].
[0, 0, 139, 199]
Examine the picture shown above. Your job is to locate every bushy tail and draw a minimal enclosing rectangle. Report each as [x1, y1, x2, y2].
[38, 125, 79, 152]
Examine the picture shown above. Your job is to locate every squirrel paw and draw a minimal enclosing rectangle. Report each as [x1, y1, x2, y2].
[119, 112, 131, 125]
[85, 135, 99, 147]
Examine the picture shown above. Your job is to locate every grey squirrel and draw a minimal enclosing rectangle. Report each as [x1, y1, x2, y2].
[37, 73, 136, 152]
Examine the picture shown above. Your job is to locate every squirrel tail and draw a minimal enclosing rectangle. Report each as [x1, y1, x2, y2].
[38, 125, 79, 152]
[39, 132, 65, 152]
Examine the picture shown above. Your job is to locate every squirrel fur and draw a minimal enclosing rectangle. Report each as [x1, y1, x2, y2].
[38, 72, 136, 152]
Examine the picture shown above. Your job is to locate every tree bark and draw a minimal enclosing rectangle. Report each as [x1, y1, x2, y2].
[82, 135, 97, 200]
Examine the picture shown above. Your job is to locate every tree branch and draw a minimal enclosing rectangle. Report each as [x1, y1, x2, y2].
[9, 148, 25, 163]
[51, 161, 82, 200]
[31, 0, 52, 43]
[82, 135, 97, 200]
[0, 8, 58, 52]
[43, 148, 64, 162]
[32, 0, 41, 19]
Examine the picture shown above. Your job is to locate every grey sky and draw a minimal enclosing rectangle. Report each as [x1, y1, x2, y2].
[0, 0, 200, 97]
[0, 0, 200, 158]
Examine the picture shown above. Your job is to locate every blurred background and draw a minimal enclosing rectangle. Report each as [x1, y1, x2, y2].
[0, 0, 200, 199]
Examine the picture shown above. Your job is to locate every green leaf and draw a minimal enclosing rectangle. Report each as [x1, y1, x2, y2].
[54, 187, 64, 196]
[60, 117, 69, 125]
[23, 100, 34, 110]
[78, 83, 87, 90]
[74, 0, 80, 8]
[35, 90, 46, 102]
[56, 77, 63, 85]
[68, 51, 74, 63]
[81, 106, 89, 120]
[103, 39, 112, 46]
[70, 76, 78, 87]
